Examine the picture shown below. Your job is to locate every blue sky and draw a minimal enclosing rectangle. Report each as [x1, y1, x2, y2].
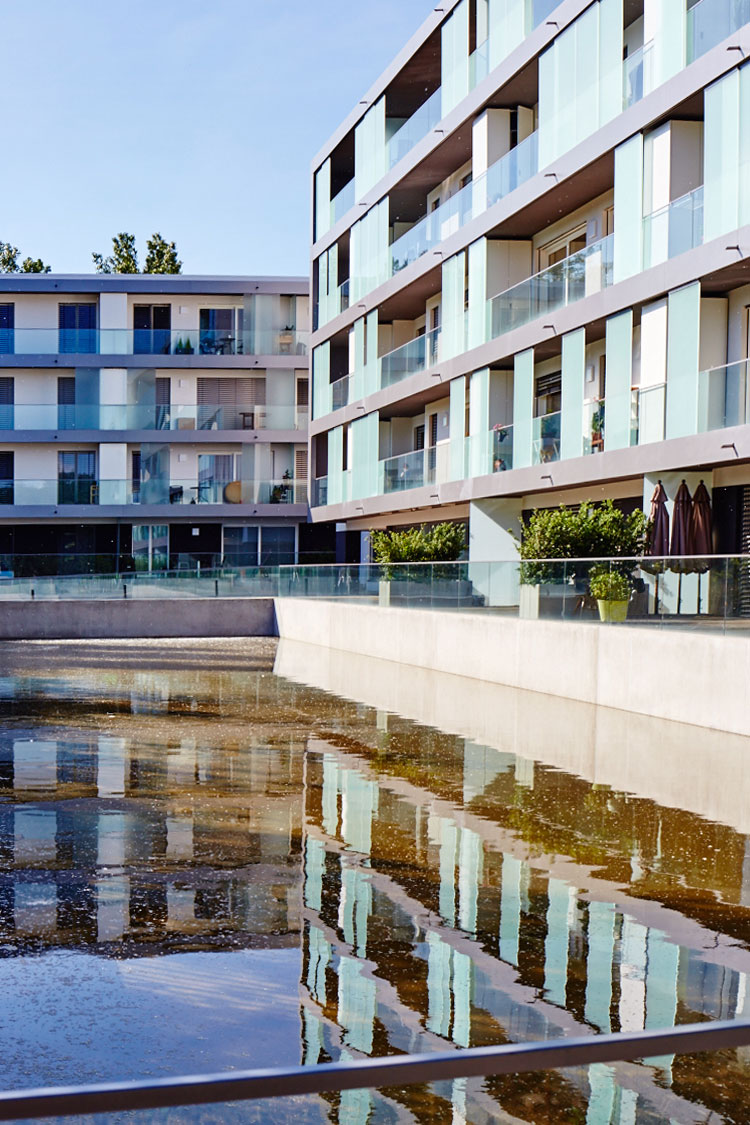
[2, 0, 431, 276]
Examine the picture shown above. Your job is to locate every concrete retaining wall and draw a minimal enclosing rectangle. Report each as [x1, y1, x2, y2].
[0, 597, 276, 641]
[274, 599, 750, 737]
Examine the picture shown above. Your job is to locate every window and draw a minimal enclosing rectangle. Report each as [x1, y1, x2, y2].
[57, 377, 75, 430]
[0, 305, 14, 355]
[0, 451, 13, 505]
[0, 377, 13, 429]
[131, 451, 141, 503]
[59, 304, 97, 354]
[133, 305, 171, 355]
[260, 526, 295, 566]
[414, 423, 425, 450]
[535, 371, 561, 416]
[199, 308, 242, 355]
[156, 377, 170, 430]
[538, 225, 587, 270]
[223, 526, 259, 567]
[196, 377, 265, 430]
[58, 451, 96, 505]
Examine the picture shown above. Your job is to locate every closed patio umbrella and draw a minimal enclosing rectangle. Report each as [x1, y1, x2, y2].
[689, 480, 713, 614]
[669, 479, 693, 613]
[646, 481, 670, 614]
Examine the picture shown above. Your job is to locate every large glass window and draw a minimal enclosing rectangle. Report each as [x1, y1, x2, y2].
[199, 308, 242, 355]
[0, 451, 13, 505]
[260, 526, 295, 565]
[223, 526, 259, 567]
[58, 451, 96, 505]
[133, 305, 171, 355]
[0, 377, 13, 430]
[132, 524, 168, 571]
[0, 305, 14, 355]
[58, 304, 97, 354]
[57, 376, 75, 430]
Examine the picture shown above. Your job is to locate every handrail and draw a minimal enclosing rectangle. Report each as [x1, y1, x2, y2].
[1, 1020, 749, 1119]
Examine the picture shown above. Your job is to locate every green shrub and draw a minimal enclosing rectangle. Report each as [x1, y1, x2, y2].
[517, 500, 649, 584]
[589, 568, 631, 601]
[371, 522, 466, 578]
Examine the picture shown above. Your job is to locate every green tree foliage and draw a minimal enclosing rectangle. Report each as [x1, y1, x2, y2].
[517, 500, 650, 583]
[92, 232, 182, 274]
[371, 521, 466, 566]
[0, 240, 51, 273]
[92, 232, 139, 274]
[144, 233, 182, 275]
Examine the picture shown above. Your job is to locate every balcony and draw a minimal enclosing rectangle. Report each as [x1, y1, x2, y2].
[532, 411, 561, 464]
[387, 88, 442, 170]
[687, 0, 750, 63]
[0, 402, 306, 432]
[0, 328, 309, 359]
[491, 424, 514, 472]
[331, 375, 350, 411]
[7, 478, 308, 506]
[379, 325, 441, 389]
[642, 185, 704, 270]
[697, 360, 750, 432]
[379, 448, 426, 493]
[488, 233, 614, 339]
[389, 132, 538, 278]
[331, 180, 355, 226]
[623, 41, 654, 109]
[630, 383, 666, 446]
[312, 476, 328, 506]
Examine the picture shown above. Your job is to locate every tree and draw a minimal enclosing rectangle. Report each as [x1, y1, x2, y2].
[0, 240, 51, 273]
[92, 232, 139, 274]
[144, 232, 182, 274]
[517, 500, 650, 584]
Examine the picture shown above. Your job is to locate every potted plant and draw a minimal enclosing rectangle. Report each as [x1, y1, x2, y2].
[589, 567, 631, 622]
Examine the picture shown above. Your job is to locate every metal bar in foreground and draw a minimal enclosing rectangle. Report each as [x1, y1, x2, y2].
[1, 1020, 749, 1119]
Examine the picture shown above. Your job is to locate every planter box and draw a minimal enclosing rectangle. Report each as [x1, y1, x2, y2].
[597, 598, 629, 623]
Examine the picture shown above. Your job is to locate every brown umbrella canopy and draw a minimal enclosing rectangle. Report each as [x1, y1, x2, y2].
[690, 480, 713, 557]
[648, 481, 670, 557]
[670, 480, 692, 561]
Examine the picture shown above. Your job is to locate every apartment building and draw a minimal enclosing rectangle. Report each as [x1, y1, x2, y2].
[309, 0, 750, 565]
[0, 274, 323, 573]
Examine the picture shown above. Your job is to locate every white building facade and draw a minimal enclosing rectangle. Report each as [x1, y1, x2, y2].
[0, 274, 323, 573]
[309, 0, 750, 562]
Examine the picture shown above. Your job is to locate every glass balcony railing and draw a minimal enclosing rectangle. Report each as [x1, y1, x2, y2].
[7, 478, 308, 506]
[331, 179, 355, 225]
[630, 383, 666, 446]
[0, 402, 306, 432]
[331, 375, 350, 411]
[0, 328, 309, 358]
[387, 88, 442, 170]
[379, 448, 426, 493]
[582, 399, 605, 455]
[389, 132, 538, 278]
[488, 233, 614, 339]
[697, 360, 750, 432]
[532, 411, 561, 464]
[491, 424, 514, 472]
[312, 476, 328, 506]
[623, 41, 654, 108]
[379, 325, 441, 389]
[642, 185, 704, 269]
[469, 38, 490, 89]
[687, 0, 750, 62]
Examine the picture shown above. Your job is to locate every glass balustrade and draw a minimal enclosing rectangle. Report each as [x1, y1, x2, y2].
[582, 399, 605, 455]
[0, 402, 304, 431]
[687, 0, 750, 62]
[379, 326, 441, 389]
[469, 38, 490, 88]
[488, 234, 614, 339]
[6, 478, 307, 506]
[631, 383, 667, 446]
[331, 179, 355, 225]
[697, 360, 750, 432]
[380, 448, 426, 493]
[387, 88, 442, 169]
[491, 424, 514, 472]
[331, 375, 350, 411]
[312, 476, 328, 506]
[532, 412, 561, 464]
[389, 132, 538, 278]
[642, 185, 704, 269]
[1, 328, 308, 358]
[623, 41, 654, 108]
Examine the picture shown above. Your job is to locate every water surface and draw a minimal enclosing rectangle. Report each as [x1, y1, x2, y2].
[1, 638, 750, 1124]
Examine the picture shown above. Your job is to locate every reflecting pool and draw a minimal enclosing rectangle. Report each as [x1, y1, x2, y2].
[1, 637, 750, 1123]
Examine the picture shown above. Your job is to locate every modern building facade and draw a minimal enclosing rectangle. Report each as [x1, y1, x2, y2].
[309, 0, 750, 566]
[0, 274, 321, 573]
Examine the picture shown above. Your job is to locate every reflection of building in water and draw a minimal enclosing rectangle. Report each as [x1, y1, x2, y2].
[300, 734, 750, 1125]
[0, 732, 304, 954]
